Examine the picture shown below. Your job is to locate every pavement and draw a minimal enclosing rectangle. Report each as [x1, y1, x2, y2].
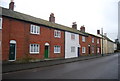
[2, 53, 116, 73]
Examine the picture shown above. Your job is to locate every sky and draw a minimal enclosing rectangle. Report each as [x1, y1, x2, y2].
[0, 0, 119, 41]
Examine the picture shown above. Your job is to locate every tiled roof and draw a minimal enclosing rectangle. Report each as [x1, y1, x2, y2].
[1, 7, 87, 36]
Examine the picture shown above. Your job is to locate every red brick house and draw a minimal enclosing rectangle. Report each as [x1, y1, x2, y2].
[1, 2, 66, 61]
[79, 26, 101, 55]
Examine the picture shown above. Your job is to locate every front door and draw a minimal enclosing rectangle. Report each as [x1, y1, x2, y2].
[44, 46, 49, 58]
[88, 47, 90, 54]
[9, 43, 16, 61]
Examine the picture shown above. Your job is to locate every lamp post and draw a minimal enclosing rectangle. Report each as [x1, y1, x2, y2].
[101, 28, 104, 56]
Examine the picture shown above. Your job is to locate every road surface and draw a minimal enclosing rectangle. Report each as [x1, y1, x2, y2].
[3, 54, 119, 79]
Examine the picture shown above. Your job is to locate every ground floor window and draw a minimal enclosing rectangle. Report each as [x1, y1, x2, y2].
[30, 44, 39, 54]
[71, 46, 75, 52]
[54, 46, 61, 53]
[82, 47, 86, 53]
[97, 48, 100, 53]
[92, 47, 94, 54]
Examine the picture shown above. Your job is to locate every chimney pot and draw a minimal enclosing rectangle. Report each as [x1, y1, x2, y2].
[9, 0, 14, 11]
[97, 30, 100, 34]
[72, 22, 77, 29]
[49, 13, 55, 23]
[80, 25, 85, 32]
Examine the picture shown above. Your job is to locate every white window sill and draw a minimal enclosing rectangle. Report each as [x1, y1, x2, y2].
[54, 52, 60, 54]
[30, 33, 40, 35]
[30, 52, 39, 54]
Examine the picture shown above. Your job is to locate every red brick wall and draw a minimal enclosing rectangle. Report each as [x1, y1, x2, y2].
[2, 17, 65, 61]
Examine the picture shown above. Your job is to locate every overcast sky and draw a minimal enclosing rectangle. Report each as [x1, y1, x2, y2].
[0, 0, 119, 41]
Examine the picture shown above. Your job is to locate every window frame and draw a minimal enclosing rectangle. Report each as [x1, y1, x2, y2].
[71, 33, 75, 40]
[71, 46, 75, 52]
[82, 47, 86, 53]
[97, 39, 99, 44]
[54, 30, 61, 38]
[92, 38, 94, 43]
[30, 44, 40, 54]
[54, 45, 61, 53]
[30, 24, 40, 35]
[82, 36, 86, 42]
[0, 18, 2, 29]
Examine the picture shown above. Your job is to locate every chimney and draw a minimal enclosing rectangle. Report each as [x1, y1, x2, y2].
[49, 13, 55, 23]
[97, 30, 100, 34]
[72, 22, 77, 29]
[9, 0, 14, 11]
[80, 25, 85, 32]
[104, 33, 107, 37]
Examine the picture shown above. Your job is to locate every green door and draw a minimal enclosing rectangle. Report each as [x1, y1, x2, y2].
[9, 43, 16, 60]
[44, 46, 49, 58]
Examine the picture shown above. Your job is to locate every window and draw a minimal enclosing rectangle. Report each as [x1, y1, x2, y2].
[30, 44, 39, 54]
[30, 24, 40, 34]
[92, 38, 94, 43]
[97, 48, 100, 53]
[97, 39, 99, 44]
[82, 47, 86, 53]
[0, 18, 2, 29]
[71, 33, 75, 40]
[71, 46, 75, 52]
[82, 36, 85, 42]
[92, 47, 94, 53]
[54, 30, 61, 38]
[54, 46, 61, 53]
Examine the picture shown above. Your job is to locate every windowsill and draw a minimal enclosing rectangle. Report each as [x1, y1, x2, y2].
[54, 52, 60, 54]
[54, 37, 61, 38]
[30, 52, 39, 54]
[30, 33, 40, 35]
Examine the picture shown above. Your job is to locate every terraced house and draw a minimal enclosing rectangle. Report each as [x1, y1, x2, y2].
[1, 1, 103, 62]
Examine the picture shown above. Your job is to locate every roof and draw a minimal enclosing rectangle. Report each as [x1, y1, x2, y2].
[81, 31, 101, 38]
[1, 7, 87, 36]
[100, 34, 114, 43]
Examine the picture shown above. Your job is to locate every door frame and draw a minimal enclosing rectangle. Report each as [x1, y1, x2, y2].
[9, 40, 16, 61]
[44, 43, 50, 59]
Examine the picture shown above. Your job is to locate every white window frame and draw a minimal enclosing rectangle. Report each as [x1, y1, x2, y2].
[54, 30, 61, 38]
[97, 48, 100, 53]
[92, 38, 94, 43]
[71, 33, 75, 40]
[97, 39, 99, 44]
[54, 46, 61, 53]
[30, 24, 40, 34]
[71, 46, 75, 52]
[30, 44, 40, 54]
[92, 47, 94, 53]
[82, 36, 85, 42]
[82, 47, 86, 53]
[0, 18, 2, 29]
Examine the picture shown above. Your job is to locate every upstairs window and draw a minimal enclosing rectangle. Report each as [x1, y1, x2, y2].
[82, 36, 85, 42]
[54, 30, 61, 38]
[30, 44, 39, 54]
[54, 46, 61, 53]
[71, 33, 75, 40]
[97, 39, 99, 44]
[71, 46, 75, 52]
[30, 24, 40, 34]
[0, 18, 2, 29]
[92, 38, 94, 43]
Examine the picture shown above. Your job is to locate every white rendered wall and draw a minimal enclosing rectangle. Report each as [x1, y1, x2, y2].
[65, 31, 80, 59]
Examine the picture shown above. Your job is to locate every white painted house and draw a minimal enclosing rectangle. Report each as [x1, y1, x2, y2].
[65, 31, 80, 58]
[65, 22, 80, 59]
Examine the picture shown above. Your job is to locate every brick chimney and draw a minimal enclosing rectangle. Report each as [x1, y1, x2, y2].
[49, 13, 55, 23]
[9, 0, 14, 11]
[72, 22, 77, 29]
[80, 25, 85, 32]
[97, 30, 100, 34]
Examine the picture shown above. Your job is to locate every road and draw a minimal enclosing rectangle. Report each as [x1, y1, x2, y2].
[3, 54, 119, 79]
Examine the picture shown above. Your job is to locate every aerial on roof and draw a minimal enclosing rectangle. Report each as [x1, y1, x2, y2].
[1, 7, 88, 36]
